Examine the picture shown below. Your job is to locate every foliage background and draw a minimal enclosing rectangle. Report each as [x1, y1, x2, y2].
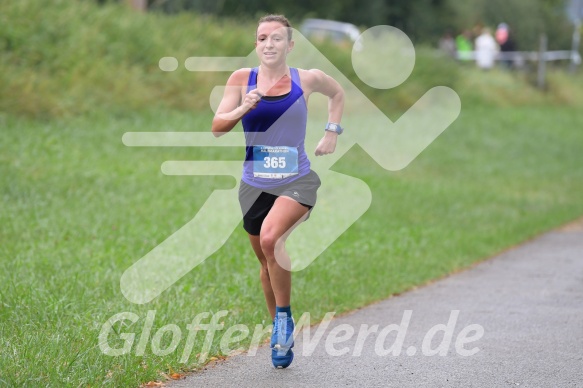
[144, 0, 573, 49]
[0, 0, 580, 119]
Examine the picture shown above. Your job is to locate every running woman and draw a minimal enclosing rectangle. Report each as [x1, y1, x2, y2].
[211, 14, 345, 368]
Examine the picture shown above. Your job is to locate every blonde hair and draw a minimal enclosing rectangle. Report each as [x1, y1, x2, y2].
[257, 14, 293, 41]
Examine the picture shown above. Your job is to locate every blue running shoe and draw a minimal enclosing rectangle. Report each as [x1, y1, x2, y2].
[271, 312, 295, 368]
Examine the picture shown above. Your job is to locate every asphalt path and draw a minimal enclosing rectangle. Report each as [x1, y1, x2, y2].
[169, 220, 583, 388]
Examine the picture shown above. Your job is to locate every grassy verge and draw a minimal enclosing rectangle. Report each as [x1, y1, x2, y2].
[0, 0, 253, 118]
[1, 103, 583, 386]
[5, 0, 581, 120]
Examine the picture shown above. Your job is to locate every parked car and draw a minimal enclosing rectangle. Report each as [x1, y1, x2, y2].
[299, 18, 361, 48]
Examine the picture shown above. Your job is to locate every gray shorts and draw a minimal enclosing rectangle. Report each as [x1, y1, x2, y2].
[238, 170, 321, 235]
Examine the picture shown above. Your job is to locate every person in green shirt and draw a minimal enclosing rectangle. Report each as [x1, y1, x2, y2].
[456, 30, 473, 61]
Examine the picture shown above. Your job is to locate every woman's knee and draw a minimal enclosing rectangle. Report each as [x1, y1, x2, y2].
[259, 231, 285, 258]
[259, 231, 276, 256]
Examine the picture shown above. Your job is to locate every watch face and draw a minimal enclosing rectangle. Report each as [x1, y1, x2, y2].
[328, 123, 338, 131]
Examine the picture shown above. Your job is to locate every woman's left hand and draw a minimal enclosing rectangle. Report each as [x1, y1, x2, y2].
[315, 131, 338, 156]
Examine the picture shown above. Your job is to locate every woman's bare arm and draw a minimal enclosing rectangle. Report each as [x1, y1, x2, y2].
[301, 69, 345, 155]
[211, 69, 263, 137]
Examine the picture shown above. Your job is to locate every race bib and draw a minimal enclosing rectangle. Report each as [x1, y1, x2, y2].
[252, 145, 299, 179]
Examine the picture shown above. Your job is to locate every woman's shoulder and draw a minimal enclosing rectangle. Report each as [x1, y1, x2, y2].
[226, 68, 255, 85]
[297, 68, 328, 79]
[296, 68, 329, 90]
[296, 68, 317, 76]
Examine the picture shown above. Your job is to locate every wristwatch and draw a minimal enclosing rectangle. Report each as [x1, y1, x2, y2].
[325, 122, 343, 135]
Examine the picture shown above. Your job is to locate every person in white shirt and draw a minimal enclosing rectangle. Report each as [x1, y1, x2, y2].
[475, 27, 499, 70]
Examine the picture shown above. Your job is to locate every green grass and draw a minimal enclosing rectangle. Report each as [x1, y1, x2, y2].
[0, 0, 254, 118]
[7, 0, 581, 121]
[1, 104, 583, 386]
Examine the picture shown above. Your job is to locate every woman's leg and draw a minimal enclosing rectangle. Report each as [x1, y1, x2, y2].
[248, 234, 276, 320]
[259, 196, 310, 307]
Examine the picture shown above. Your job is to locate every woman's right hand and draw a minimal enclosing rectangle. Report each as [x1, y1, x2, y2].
[212, 69, 262, 136]
[240, 89, 263, 114]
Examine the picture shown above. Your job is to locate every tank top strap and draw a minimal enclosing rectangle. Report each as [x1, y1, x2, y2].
[290, 67, 301, 90]
[246, 67, 259, 93]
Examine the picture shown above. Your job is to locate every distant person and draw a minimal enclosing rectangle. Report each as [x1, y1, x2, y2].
[496, 23, 518, 69]
[455, 30, 473, 61]
[495, 23, 509, 46]
[475, 27, 498, 70]
[439, 30, 457, 58]
[212, 14, 344, 369]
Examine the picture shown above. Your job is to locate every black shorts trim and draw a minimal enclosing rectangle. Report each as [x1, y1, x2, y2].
[238, 170, 321, 235]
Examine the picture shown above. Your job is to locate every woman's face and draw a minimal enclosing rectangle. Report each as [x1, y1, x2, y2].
[255, 21, 293, 65]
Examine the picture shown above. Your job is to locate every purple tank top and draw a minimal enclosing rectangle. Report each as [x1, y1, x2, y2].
[241, 67, 310, 189]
